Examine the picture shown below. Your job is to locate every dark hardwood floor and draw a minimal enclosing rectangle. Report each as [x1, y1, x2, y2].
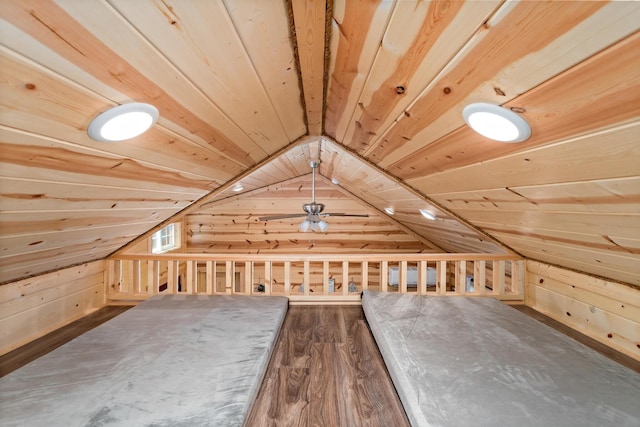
[0, 305, 133, 377]
[244, 306, 411, 427]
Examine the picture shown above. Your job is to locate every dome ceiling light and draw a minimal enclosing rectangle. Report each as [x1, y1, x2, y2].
[384, 207, 395, 215]
[88, 103, 159, 142]
[462, 103, 531, 143]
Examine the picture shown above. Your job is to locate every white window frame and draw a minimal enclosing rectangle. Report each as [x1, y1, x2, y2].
[151, 223, 180, 254]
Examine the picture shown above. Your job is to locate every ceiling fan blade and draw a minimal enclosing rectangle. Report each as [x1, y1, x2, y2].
[322, 213, 369, 218]
[259, 213, 308, 221]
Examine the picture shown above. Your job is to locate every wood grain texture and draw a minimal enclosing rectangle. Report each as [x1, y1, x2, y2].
[245, 306, 410, 427]
[0, 261, 107, 354]
[525, 260, 640, 361]
[1, 0, 639, 294]
[291, 0, 327, 135]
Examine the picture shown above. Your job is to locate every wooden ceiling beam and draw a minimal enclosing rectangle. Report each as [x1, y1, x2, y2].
[289, 0, 328, 135]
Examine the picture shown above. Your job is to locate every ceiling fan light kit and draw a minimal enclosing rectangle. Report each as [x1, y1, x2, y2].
[259, 158, 368, 231]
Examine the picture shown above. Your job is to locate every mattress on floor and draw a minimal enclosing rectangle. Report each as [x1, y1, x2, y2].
[0, 294, 288, 427]
[362, 290, 640, 427]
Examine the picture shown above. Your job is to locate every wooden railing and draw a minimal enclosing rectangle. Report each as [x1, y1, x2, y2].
[106, 253, 525, 304]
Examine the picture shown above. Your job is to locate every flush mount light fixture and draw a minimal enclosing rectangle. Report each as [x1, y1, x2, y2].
[419, 209, 436, 221]
[88, 103, 159, 142]
[384, 207, 395, 215]
[232, 184, 244, 192]
[462, 103, 530, 143]
[331, 178, 340, 185]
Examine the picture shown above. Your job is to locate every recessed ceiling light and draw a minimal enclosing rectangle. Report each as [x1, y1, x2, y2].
[331, 178, 340, 185]
[232, 184, 244, 192]
[462, 103, 530, 143]
[88, 103, 159, 142]
[384, 207, 395, 215]
[419, 209, 436, 220]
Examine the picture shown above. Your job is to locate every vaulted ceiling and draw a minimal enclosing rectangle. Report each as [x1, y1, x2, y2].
[1, 0, 638, 286]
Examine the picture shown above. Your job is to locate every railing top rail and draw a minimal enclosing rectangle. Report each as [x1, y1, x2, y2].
[112, 253, 522, 262]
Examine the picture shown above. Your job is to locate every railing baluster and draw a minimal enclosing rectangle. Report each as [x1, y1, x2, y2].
[512, 260, 525, 298]
[418, 260, 427, 295]
[284, 261, 291, 295]
[381, 261, 388, 292]
[361, 261, 368, 291]
[342, 261, 349, 296]
[437, 260, 447, 295]
[474, 260, 486, 296]
[264, 261, 271, 296]
[225, 261, 233, 295]
[244, 261, 252, 295]
[147, 260, 158, 295]
[167, 260, 177, 294]
[400, 260, 408, 294]
[323, 261, 330, 295]
[206, 261, 214, 295]
[304, 261, 310, 296]
[186, 260, 195, 294]
[456, 261, 466, 295]
[494, 260, 505, 296]
[132, 260, 141, 295]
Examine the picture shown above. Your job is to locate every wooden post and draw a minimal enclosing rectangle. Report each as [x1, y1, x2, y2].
[225, 261, 233, 295]
[456, 261, 466, 295]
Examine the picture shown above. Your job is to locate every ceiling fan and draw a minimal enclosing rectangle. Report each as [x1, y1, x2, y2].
[259, 160, 368, 232]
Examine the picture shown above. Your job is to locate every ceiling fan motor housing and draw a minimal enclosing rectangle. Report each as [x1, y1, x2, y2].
[303, 202, 325, 215]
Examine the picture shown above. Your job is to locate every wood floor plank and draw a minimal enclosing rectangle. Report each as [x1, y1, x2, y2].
[309, 343, 342, 426]
[247, 306, 411, 427]
[246, 367, 310, 427]
[272, 306, 313, 368]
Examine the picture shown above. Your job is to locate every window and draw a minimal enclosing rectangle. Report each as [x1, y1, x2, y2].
[151, 223, 180, 253]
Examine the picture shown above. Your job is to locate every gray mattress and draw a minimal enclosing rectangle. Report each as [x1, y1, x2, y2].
[362, 290, 640, 427]
[0, 294, 288, 427]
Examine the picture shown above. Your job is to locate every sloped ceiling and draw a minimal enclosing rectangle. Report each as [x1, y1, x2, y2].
[179, 139, 506, 255]
[0, 0, 638, 286]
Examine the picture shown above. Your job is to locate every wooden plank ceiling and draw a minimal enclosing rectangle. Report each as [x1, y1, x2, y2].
[0, 0, 638, 286]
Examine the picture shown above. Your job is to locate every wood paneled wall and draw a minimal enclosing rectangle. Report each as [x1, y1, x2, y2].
[0, 260, 105, 355]
[185, 176, 440, 254]
[526, 260, 639, 361]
